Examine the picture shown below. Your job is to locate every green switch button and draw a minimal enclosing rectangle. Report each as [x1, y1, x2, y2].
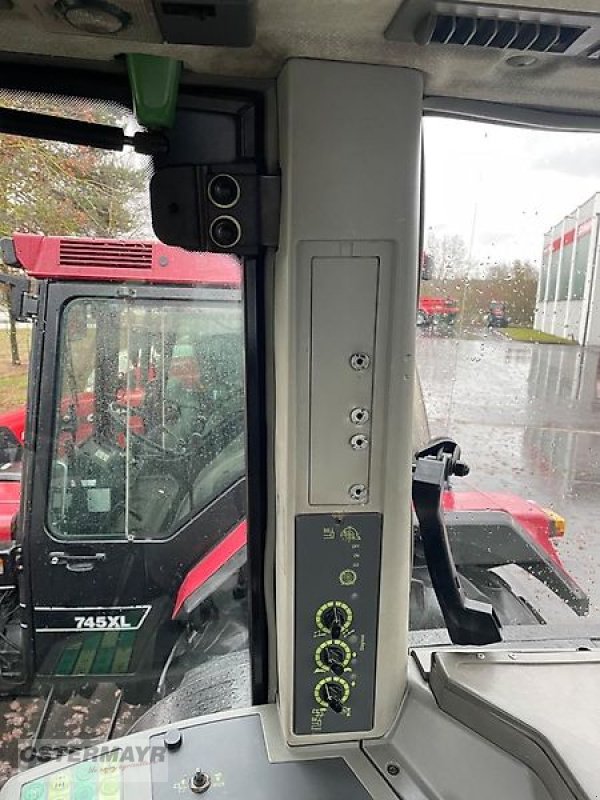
[99, 775, 120, 798]
[74, 784, 96, 800]
[75, 762, 98, 783]
[48, 770, 71, 800]
[49, 773, 70, 793]
[22, 781, 46, 800]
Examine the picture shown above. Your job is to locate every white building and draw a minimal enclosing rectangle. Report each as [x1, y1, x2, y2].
[535, 192, 600, 346]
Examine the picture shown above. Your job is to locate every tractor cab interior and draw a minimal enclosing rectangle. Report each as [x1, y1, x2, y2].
[0, 2, 599, 800]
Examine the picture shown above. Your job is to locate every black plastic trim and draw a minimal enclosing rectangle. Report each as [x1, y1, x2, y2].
[243, 256, 269, 705]
[0, 58, 132, 107]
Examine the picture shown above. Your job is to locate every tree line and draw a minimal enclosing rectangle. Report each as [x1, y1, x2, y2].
[424, 231, 539, 327]
[0, 97, 148, 364]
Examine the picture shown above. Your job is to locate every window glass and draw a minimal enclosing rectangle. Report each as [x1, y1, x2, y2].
[538, 243, 550, 302]
[557, 239, 573, 301]
[418, 117, 600, 639]
[48, 297, 244, 539]
[0, 90, 252, 783]
[547, 237, 561, 302]
[571, 226, 591, 300]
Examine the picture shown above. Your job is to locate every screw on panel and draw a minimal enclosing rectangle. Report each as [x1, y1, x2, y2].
[349, 434, 369, 451]
[349, 352, 371, 371]
[163, 728, 182, 751]
[386, 763, 401, 777]
[350, 407, 370, 425]
[348, 484, 368, 502]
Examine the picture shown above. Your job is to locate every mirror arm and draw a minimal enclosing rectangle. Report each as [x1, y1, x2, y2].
[412, 438, 503, 645]
[0, 107, 167, 155]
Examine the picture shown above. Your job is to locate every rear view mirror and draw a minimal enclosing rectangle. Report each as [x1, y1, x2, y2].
[0, 266, 34, 323]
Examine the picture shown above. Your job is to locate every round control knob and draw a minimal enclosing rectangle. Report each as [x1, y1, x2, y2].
[315, 640, 353, 675]
[321, 606, 346, 635]
[321, 644, 346, 675]
[316, 601, 353, 638]
[314, 676, 351, 713]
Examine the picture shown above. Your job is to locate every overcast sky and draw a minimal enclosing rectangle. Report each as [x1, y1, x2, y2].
[424, 117, 600, 274]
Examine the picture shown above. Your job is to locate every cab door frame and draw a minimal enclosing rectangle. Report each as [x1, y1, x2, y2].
[19, 279, 242, 681]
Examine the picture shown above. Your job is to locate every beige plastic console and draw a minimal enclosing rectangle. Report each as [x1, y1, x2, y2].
[430, 649, 600, 800]
[274, 59, 422, 745]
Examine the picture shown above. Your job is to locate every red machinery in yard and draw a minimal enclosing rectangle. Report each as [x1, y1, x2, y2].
[0, 233, 586, 710]
[0, 412, 568, 571]
[487, 300, 511, 328]
[417, 295, 460, 329]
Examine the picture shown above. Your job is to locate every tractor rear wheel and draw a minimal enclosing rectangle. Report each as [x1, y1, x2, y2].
[127, 649, 251, 732]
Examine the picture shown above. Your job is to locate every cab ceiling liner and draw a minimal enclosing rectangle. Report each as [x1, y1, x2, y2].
[14, 0, 255, 47]
[385, 1, 600, 59]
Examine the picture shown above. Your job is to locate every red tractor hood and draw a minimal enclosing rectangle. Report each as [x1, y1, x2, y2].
[0, 446, 568, 601]
[443, 488, 561, 563]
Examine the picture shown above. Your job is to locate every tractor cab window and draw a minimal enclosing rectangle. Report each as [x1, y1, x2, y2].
[417, 117, 600, 637]
[47, 294, 244, 540]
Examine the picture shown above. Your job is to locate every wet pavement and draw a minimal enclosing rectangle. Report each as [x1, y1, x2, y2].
[417, 329, 600, 620]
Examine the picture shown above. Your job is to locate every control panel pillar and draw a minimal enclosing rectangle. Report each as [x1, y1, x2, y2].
[274, 59, 423, 744]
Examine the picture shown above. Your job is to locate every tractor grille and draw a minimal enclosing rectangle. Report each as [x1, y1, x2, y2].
[58, 239, 153, 270]
[419, 13, 587, 53]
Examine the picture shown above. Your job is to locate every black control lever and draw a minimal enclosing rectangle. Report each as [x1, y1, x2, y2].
[322, 649, 344, 676]
[412, 438, 502, 646]
[323, 684, 343, 714]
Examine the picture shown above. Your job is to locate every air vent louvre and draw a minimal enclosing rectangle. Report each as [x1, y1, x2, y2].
[422, 13, 587, 53]
[59, 240, 153, 269]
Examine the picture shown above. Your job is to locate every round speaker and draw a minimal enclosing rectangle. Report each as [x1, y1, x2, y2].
[209, 216, 242, 249]
[207, 174, 241, 209]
